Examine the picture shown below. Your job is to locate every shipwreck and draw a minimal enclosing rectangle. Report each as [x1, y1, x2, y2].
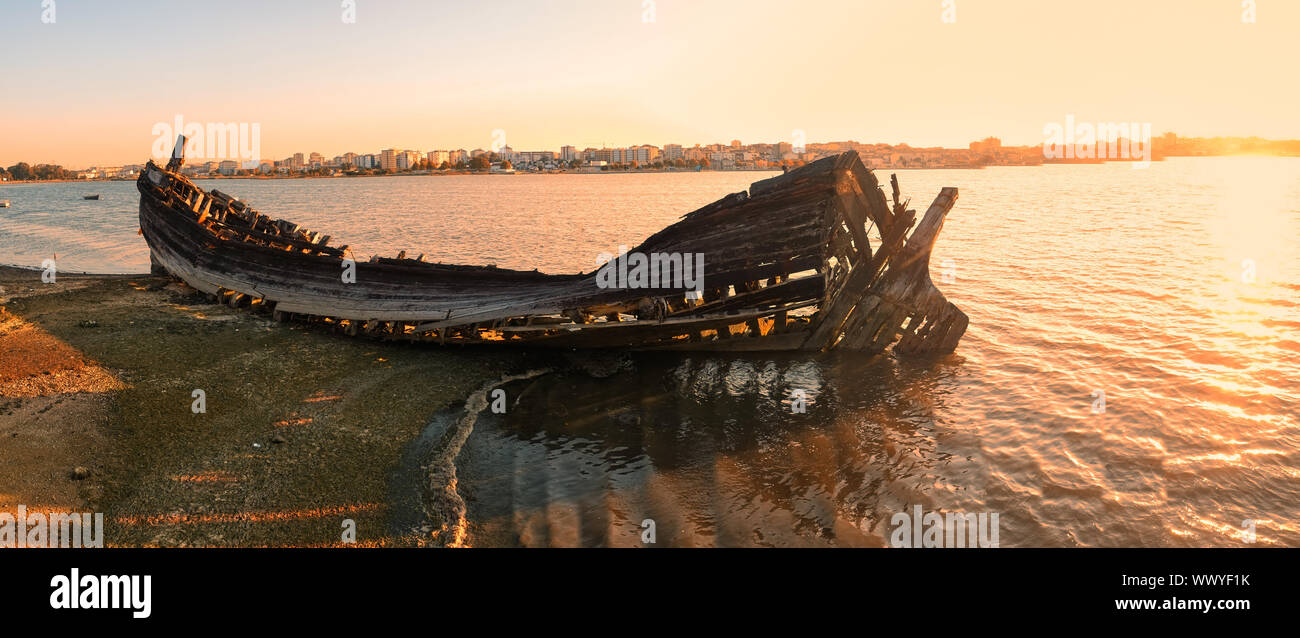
[137, 138, 967, 354]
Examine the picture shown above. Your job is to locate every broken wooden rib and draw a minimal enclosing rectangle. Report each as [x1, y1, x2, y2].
[137, 138, 966, 354]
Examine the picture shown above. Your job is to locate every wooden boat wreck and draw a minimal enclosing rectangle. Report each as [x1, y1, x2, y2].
[137, 137, 967, 354]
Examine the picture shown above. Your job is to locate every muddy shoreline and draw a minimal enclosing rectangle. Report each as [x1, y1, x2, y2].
[0, 265, 544, 547]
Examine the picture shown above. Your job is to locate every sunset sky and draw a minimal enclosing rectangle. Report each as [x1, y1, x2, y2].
[2, 0, 1297, 167]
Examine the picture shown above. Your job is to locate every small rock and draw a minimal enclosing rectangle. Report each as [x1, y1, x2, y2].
[271, 434, 286, 444]
[78, 320, 98, 328]
[70, 466, 91, 480]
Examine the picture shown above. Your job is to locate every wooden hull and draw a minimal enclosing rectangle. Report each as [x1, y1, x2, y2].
[137, 150, 966, 354]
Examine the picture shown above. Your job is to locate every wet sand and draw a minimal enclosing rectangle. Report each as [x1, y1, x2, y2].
[0, 265, 532, 547]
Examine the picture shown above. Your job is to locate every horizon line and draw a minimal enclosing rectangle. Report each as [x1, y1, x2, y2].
[10, 131, 1300, 172]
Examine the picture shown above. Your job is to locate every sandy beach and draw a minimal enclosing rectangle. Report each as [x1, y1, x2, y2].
[0, 265, 535, 547]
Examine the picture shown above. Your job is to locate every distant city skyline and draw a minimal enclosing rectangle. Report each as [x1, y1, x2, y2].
[12, 134, 1032, 172]
[12, 122, 1300, 173]
[3, 0, 1299, 167]
[12, 132, 1295, 182]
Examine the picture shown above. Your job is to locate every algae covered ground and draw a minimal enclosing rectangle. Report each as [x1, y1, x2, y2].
[0, 266, 539, 547]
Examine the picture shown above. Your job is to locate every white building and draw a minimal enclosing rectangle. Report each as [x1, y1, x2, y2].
[427, 150, 451, 167]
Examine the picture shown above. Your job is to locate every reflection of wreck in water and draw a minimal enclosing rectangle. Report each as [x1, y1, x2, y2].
[138, 137, 966, 354]
[394, 354, 962, 547]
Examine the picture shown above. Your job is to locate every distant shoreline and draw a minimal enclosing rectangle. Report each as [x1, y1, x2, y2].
[4, 153, 1296, 186]
[0, 164, 1033, 184]
[1, 167, 781, 184]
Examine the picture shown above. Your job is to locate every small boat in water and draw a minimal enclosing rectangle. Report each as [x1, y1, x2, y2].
[83, 194, 101, 200]
[137, 136, 967, 354]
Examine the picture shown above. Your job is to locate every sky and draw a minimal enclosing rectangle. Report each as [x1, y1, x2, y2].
[2, 0, 1298, 168]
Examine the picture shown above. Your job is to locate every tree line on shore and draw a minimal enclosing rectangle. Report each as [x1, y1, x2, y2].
[2, 162, 76, 181]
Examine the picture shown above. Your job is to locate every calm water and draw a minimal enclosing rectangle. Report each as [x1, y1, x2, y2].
[4, 158, 1298, 546]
